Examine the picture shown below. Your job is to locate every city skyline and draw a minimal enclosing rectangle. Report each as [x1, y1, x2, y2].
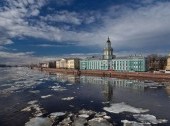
[0, 0, 170, 64]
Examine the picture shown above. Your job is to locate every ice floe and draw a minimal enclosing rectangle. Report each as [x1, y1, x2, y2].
[50, 85, 67, 91]
[103, 102, 149, 114]
[41, 95, 52, 99]
[21, 100, 44, 117]
[29, 90, 40, 94]
[28, 100, 38, 105]
[61, 97, 74, 101]
[133, 114, 168, 124]
[0, 67, 48, 96]
[121, 120, 151, 126]
[49, 112, 66, 120]
[66, 83, 73, 86]
[25, 117, 52, 126]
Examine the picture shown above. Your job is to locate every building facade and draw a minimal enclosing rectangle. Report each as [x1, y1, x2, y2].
[80, 59, 109, 70]
[146, 54, 167, 71]
[103, 37, 113, 60]
[166, 54, 170, 71]
[67, 58, 80, 69]
[80, 38, 147, 72]
[40, 63, 49, 68]
[56, 58, 80, 69]
[111, 56, 146, 72]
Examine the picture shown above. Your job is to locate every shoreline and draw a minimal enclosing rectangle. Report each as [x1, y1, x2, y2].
[35, 67, 170, 82]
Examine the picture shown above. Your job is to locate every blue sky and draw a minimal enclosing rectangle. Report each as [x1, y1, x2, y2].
[0, 0, 170, 64]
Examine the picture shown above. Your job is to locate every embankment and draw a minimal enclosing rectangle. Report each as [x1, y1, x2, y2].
[36, 68, 170, 82]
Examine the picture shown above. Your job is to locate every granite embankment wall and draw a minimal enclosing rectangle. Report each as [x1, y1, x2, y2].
[37, 68, 170, 82]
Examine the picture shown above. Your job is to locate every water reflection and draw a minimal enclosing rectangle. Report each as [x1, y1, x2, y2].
[0, 68, 169, 126]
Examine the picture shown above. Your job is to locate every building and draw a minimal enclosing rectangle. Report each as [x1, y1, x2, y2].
[146, 54, 167, 71]
[67, 58, 80, 69]
[48, 61, 56, 68]
[103, 37, 114, 60]
[56, 60, 60, 68]
[112, 56, 146, 72]
[39, 63, 49, 68]
[165, 54, 170, 72]
[80, 59, 109, 70]
[59, 58, 68, 69]
[80, 37, 147, 72]
[55, 58, 80, 69]
[80, 38, 113, 70]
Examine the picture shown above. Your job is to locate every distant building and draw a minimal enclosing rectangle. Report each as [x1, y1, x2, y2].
[56, 60, 60, 68]
[39, 63, 49, 68]
[80, 59, 109, 70]
[55, 58, 80, 69]
[48, 61, 56, 68]
[146, 54, 167, 71]
[112, 56, 146, 72]
[165, 54, 170, 73]
[59, 58, 68, 69]
[67, 58, 80, 69]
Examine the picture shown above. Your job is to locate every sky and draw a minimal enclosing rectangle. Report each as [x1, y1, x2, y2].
[0, 0, 170, 64]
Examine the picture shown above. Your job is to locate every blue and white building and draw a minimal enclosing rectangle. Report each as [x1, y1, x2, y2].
[80, 38, 147, 72]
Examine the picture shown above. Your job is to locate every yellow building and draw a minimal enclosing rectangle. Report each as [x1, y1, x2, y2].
[67, 58, 80, 69]
[56, 60, 60, 68]
[166, 54, 170, 71]
[59, 58, 68, 68]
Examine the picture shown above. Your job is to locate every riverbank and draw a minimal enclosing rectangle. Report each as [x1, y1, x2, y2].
[35, 68, 170, 82]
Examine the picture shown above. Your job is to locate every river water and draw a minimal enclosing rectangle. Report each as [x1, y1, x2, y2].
[0, 67, 170, 126]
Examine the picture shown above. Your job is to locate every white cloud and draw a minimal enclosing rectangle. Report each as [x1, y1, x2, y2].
[0, 0, 170, 62]
[41, 10, 98, 25]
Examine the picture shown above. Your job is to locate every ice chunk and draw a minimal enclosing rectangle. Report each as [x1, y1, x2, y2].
[21, 100, 44, 117]
[103, 102, 149, 114]
[41, 95, 52, 99]
[29, 90, 40, 94]
[66, 83, 73, 86]
[121, 120, 151, 126]
[133, 114, 168, 124]
[28, 100, 38, 105]
[50, 86, 67, 91]
[25, 117, 52, 126]
[61, 97, 74, 101]
[78, 114, 89, 118]
[49, 112, 66, 120]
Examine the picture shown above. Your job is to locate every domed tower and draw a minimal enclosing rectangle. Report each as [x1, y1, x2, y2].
[103, 37, 113, 60]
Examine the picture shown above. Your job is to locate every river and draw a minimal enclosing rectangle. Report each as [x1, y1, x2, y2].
[0, 67, 170, 126]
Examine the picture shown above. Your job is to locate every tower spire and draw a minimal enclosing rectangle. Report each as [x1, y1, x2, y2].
[103, 37, 113, 60]
[107, 36, 110, 43]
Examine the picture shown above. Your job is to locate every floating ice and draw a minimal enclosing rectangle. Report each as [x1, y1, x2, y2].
[29, 90, 40, 94]
[103, 102, 149, 114]
[50, 86, 67, 91]
[102, 101, 110, 104]
[61, 97, 74, 101]
[49, 112, 66, 120]
[21, 106, 31, 112]
[133, 114, 168, 124]
[41, 95, 52, 99]
[66, 83, 73, 86]
[0, 67, 48, 96]
[21, 100, 44, 117]
[78, 114, 89, 118]
[69, 105, 74, 108]
[28, 100, 38, 105]
[25, 117, 52, 126]
[121, 120, 151, 126]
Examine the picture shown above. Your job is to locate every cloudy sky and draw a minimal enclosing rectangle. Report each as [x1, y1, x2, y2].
[0, 0, 170, 64]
